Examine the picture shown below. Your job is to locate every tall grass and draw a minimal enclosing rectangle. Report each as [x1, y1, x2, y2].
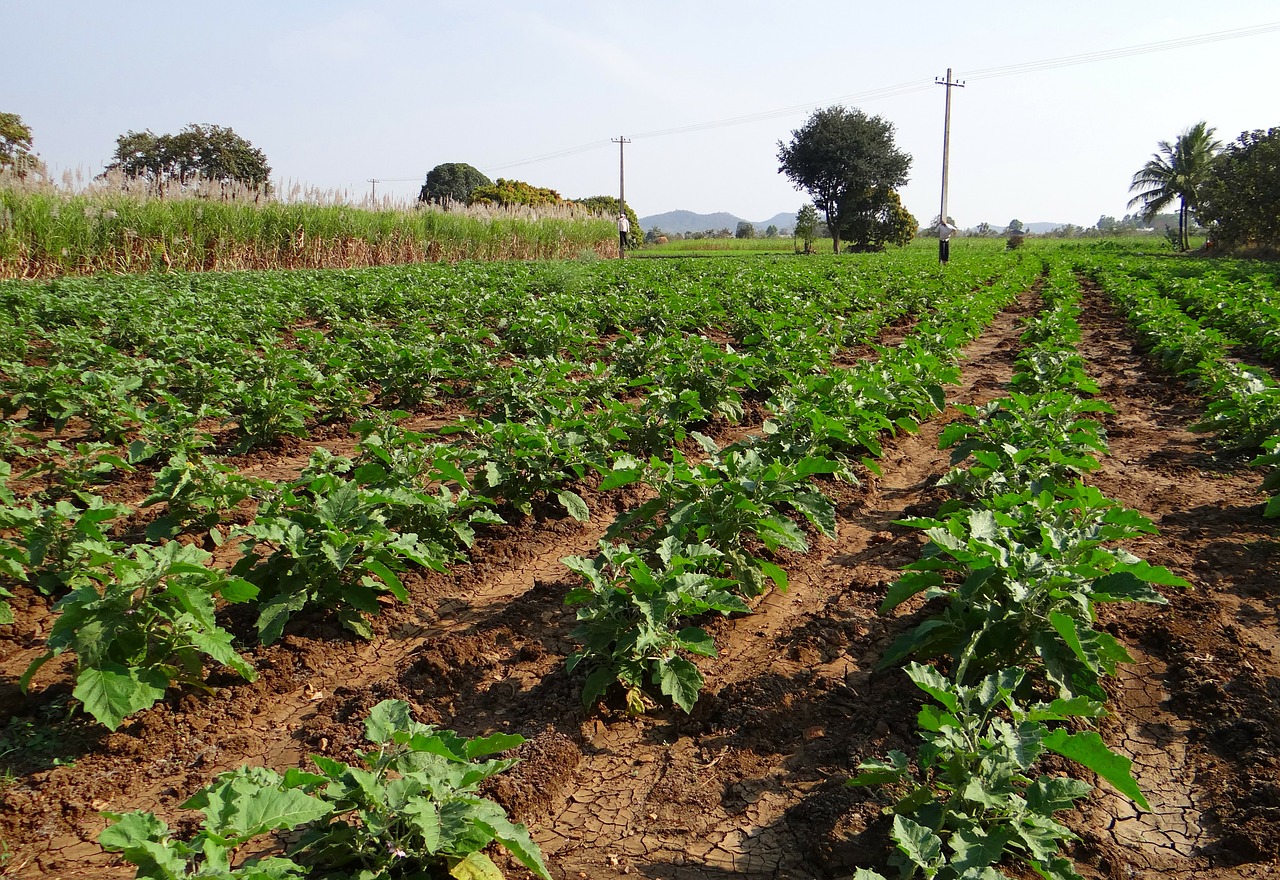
[0, 171, 616, 278]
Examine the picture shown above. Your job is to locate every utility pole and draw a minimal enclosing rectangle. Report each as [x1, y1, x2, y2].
[612, 136, 630, 259]
[935, 68, 965, 263]
[367, 178, 380, 201]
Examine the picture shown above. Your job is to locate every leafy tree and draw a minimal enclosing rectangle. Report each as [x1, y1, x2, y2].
[777, 106, 911, 254]
[575, 196, 641, 247]
[793, 203, 820, 253]
[470, 178, 562, 207]
[1197, 126, 1280, 250]
[1127, 121, 1221, 251]
[840, 189, 917, 251]
[104, 124, 271, 189]
[764, 224, 779, 238]
[735, 221, 755, 239]
[418, 162, 492, 204]
[0, 112, 39, 176]
[1096, 215, 1120, 234]
[973, 221, 995, 237]
[1006, 218, 1025, 234]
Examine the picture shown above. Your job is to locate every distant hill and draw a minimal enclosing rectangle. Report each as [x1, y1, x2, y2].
[639, 210, 797, 235]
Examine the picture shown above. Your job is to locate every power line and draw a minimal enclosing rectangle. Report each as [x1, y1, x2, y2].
[373, 19, 1280, 182]
[960, 20, 1280, 80]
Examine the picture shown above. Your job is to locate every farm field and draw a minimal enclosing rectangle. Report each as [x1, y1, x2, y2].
[0, 244, 1278, 879]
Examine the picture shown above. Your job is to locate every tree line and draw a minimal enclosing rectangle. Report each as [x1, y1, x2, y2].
[3, 109, 1275, 253]
[1128, 120, 1280, 252]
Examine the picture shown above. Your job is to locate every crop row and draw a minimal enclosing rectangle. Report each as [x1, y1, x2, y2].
[853, 263, 1186, 880]
[1085, 253, 1280, 514]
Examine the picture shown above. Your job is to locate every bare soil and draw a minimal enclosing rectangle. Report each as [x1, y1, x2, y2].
[2, 285, 1278, 879]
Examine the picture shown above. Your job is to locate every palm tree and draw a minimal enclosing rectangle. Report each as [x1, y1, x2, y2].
[1128, 121, 1221, 251]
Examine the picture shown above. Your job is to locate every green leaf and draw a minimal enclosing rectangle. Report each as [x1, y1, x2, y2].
[365, 699, 415, 743]
[891, 814, 943, 872]
[473, 814, 554, 880]
[556, 490, 590, 522]
[758, 559, 789, 592]
[450, 852, 505, 880]
[879, 571, 944, 613]
[402, 799, 442, 854]
[463, 732, 525, 760]
[74, 663, 169, 730]
[364, 558, 407, 602]
[676, 626, 717, 658]
[950, 824, 1014, 871]
[658, 657, 703, 714]
[1042, 729, 1150, 811]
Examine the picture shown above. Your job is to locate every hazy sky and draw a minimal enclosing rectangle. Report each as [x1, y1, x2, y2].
[10, 1, 1278, 227]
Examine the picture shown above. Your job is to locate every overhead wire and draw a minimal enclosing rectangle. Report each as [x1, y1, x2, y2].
[377, 19, 1280, 182]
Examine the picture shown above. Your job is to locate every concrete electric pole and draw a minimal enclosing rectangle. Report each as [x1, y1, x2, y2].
[935, 68, 965, 263]
[612, 136, 630, 259]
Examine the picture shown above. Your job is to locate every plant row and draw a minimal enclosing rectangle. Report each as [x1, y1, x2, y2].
[557, 256, 1043, 713]
[853, 264, 1187, 880]
[2, 253, 1032, 729]
[1087, 255, 1280, 515]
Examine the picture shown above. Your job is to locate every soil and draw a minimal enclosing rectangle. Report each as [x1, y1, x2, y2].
[2, 282, 1279, 879]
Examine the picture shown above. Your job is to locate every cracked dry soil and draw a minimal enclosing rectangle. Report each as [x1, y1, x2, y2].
[2, 285, 1279, 879]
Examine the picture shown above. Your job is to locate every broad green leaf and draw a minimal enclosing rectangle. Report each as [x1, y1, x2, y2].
[402, 799, 442, 854]
[891, 814, 943, 871]
[904, 662, 959, 713]
[658, 657, 703, 714]
[1026, 775, 1093, 814]
[473, 814, 554, 880]
[450, 852, 505, 880]
[879, 571, 944, 614]
[676, 626, 717, 658]
[556, 490, 590, 522]
[758, 559, 789, 593]
[463, 732, 525, 760]
[74, 663, 169, 730]
[950, 824, 1014, 871]
[188, 627, 257, 681]
[1042, 729, 1149, 810]
[364, 558, 407, 601]
[365, 699, 415, 744]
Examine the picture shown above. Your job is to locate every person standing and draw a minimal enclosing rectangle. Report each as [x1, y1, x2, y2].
[617, 212, 630, 257]
[938, 218, 958, 264]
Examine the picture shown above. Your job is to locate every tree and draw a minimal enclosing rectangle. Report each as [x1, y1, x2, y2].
[575, 196, 641, 246]
[1127, 121, 1221, 251]
[765, 224, 779, 238]
[1197, 126, 1280, 250]
[104, 124, 271, 189]
[793, 204, 820, 253]
[777, 106, 911, 254]
[0, 112, 39, 176]
[470, 178, 562, 207]
[735, 221, 755, 239]
[973, 221, 995, 237]
[418, 162, 491, 204]
[1006, 218, 1025, 234]
[840, 189, 916, 251]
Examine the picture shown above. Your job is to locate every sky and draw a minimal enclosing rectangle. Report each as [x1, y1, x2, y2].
[9, 1, 1279, 229]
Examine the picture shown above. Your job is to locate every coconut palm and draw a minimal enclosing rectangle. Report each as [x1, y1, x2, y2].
[1128, 121, 1221, 251]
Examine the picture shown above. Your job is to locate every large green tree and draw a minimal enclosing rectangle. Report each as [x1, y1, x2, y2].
[418, 162, 491, 204]
[1197, 126, 1280, 250]
[777, 106, 911, 254]
[104, 124, 271, 189]
[575, 196, 640, 245]
[0, 111, 39, 176]
[468, 178, 562, 207]
[1127, 121, 1221, 251]
[841, 189, 917, 251]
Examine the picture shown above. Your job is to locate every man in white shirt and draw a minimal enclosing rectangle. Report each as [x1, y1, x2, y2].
[618, 213, 630, 256]
[938, 219, 958, 264]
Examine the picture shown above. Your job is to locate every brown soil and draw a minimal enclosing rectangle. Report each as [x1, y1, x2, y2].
[2, 285, 1279, 879]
